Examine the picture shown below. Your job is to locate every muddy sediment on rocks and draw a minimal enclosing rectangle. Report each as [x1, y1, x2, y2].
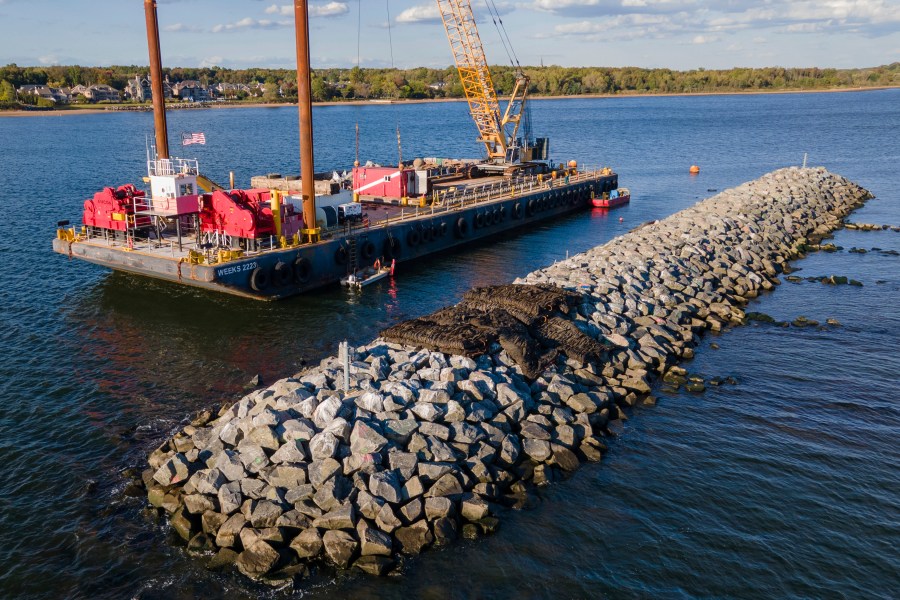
[143, 167, 871, 583]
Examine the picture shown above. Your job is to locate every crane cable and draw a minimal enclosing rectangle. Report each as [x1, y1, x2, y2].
[485, 0, 521, 69]
[385, 0, 395, 69]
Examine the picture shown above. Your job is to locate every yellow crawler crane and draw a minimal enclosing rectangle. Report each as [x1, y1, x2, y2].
[436, 0, 532, 164]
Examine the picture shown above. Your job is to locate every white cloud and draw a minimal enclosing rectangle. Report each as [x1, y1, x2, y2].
[396, 4, 442, 24]
[264, 2, 348, 18]
[691, 34, 719, 44]
[397, 1, 514, 24]
[211, 17, 291, 33]
[164, 23, 202, 33]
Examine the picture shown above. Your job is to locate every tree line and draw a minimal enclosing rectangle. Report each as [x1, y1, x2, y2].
[1, 62, 898, 107]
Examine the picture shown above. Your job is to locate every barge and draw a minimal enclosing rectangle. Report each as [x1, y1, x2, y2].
[52, 0, 624, 300]
[53, 159, 619, 299]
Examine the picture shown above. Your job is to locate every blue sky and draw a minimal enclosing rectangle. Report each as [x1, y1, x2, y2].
[1, 0, 898, 70]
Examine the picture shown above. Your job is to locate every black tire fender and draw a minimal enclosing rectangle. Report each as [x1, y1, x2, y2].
[250, 266, 271, 292]
[273, 261, 292, 286]
[293, 256, 312, 284]
[335, 245, 348, 265]
[455, 217, 469, 238]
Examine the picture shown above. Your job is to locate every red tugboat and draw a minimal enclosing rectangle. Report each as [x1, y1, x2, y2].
[591, 187, 631, 208]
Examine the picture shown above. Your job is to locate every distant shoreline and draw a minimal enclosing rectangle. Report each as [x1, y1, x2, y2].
[1, 85, 896, 118]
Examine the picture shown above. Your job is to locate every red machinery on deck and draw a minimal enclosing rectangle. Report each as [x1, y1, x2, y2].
[83, 184, 150, 232]
[198, 188, 304, 243]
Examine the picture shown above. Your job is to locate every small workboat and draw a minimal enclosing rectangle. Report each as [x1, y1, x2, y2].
[341, 259, 394, 289]
[592, 187, 630, 208]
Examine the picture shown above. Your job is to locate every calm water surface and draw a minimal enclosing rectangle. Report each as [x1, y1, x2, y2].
[0, 90, 898, 599]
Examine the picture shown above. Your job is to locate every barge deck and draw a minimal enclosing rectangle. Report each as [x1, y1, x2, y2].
[53, 168, 619, 300]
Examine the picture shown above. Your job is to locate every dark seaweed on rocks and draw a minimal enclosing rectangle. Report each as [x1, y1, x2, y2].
[381, 284, 605, 378]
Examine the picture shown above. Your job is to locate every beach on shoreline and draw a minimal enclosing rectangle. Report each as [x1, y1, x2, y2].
[1, 85, 895, 118]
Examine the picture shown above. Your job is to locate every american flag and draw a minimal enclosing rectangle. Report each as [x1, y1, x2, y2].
[181, 132, 206, 146]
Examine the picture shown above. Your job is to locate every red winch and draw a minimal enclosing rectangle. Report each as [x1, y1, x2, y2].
[83, 184, 149, 232]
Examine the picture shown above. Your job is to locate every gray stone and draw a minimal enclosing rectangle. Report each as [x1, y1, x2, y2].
[426, 473, 463, 498]
[358, 520, 393, 556]
[277, 418, 316, 442]
[284, 484, 315, 504]
[565, 393, 599, 414]
[382, 419, 419, 444]
[424, 496, 454, 520]
[250, 500, 283, 529]
[270, 440, 307, 464]
[275, 509, 311, 530]
[411, 402, 442, 422]
[550, 443, 580, 472]
[388, 451, 418, 479]
[400, 498, 423, 524]
[309, 431, 339, 460]
[313, 503, 356, 530]
[153, 453, 191, 486]
[323, 529, 358, 568]
[432, 516, 458, 545]
[419, 388, 451, 404]
[375, 503, 402, 533]
[236, 540, 279, 580]
[369, 470, 403, 504]
[240, 478, 266, 500]
[201, 510, 228, 535]
[395, 520, 433, 554]
[248, 426, 280, 451]
[189, 468, 226, 495]
[308, 458, 342, 488]
[402, 476, 425, 500]
[264, 464, 307, 488]
[214, 450, 247, 482]
[350, 421, 388, 455]
[218, 481, 242, 515]
[312, 477, 348, 512]
[522, 438, 552, 462]
[417, 462, 455, 482]
[290, 527, 323, 559]
[313, 396, 343, 429]
[324, 417, 351, 442]
[236, 440, 269, 474]
[460, 494, 490, 521]
[356, 391, 385, 413]
[496, 383, 528, 407]
[520, 421, 551, 440]
[183, 494, 216, 515]
[499, 434, 521, 465]
[215, 513, 246, 548]
[354, 555, 395, 576]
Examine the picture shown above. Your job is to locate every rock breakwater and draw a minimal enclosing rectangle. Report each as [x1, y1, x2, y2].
[143, 167, 871, 583]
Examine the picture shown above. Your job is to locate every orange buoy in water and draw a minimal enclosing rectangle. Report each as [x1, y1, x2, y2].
[690, 165, 700, 174]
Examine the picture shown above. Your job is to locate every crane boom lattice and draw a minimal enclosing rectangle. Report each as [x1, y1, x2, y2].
[436, 0, 508, 160]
